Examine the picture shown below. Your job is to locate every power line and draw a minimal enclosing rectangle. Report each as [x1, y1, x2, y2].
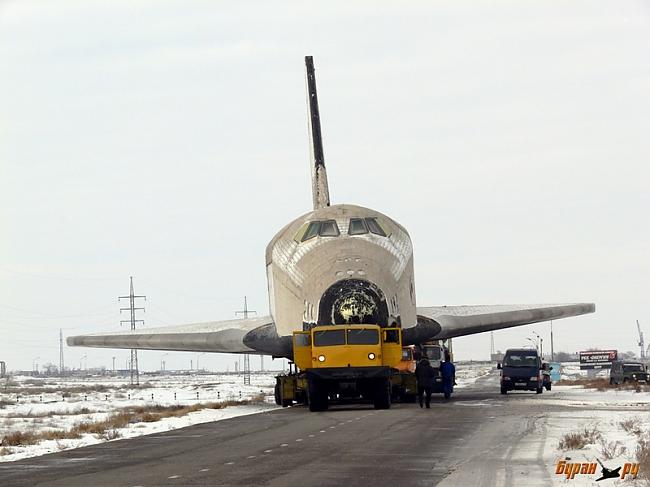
[235, 296, 256, 385]
[119, 276, 145, 386]
[59, 328, 64, 376]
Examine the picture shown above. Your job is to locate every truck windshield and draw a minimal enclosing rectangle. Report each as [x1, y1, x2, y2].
[423, 346, 441, 361]
[623, 364, 643, 372]
[347, 328, 379, 345]
[313, 329, 346, 346]
[504, 353, 538, 367]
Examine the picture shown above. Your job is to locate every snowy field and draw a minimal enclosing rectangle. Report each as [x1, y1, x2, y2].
[0, 371, 279, 462]
[0, 364, 492, 462]
[541, 385, 650, 486]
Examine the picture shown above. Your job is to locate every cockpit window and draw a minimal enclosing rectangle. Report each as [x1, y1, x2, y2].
[348, 218, 368, 235]
[319, 220, 340, 237]
[294, 220, 340, 243]
[303, 221, 321, 241]
[366, 217, 387, 236]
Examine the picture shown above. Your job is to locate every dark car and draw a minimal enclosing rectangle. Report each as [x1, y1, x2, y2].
[609, 361, 649, 385]
[498, 348, 543, 394]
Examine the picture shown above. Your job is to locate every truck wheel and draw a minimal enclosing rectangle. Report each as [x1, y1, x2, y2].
[500, 387, 507, 395]
[373, 378, 391, 410]
[275, 381, 293, 407]
[546, 384, 551, 391]
[536, 386, 543, 394]
[274, 382, 282, 406]
[308, 378, 328, 412]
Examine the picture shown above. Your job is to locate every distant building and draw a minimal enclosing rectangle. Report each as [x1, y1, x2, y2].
[491, 352, 504, 363]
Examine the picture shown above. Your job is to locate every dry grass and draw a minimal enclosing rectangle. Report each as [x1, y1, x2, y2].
[556, 378, 650, 392]
[0, 447, 13, 456]
[636, 437, 650, 482]
[69, 396, 264, 437]
[0, 396, 264, 447]
[558, 425, 601, 450]
[598, 437, 627, 460]
[0, 431, 39, 447]
[0, 428, 82, 447]
[620, 417, 643, 437]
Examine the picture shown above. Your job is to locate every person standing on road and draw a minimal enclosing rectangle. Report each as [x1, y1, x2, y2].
[415, 357, 434, 408]
[440, 351, 456, 400]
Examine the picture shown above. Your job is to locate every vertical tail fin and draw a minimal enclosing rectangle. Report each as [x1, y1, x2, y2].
[305, 56, 331, 209]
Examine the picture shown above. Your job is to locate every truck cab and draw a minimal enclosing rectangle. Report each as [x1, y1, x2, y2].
[276, 324, 402, 411]
[498, 348, 543, 394]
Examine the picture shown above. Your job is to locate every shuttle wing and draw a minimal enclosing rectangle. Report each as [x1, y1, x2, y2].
[416, 303, 595, 340]
[67, 316, 273, 354]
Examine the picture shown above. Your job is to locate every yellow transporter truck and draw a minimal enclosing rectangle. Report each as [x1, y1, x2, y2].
[274, 324, 403, 411]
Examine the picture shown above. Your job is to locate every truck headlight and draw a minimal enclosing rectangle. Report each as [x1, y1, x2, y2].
[530, 376, 538, 381]
[368, 353, 376, 360]
[318, 355, 326, 362]
[502, 376, 511, 381]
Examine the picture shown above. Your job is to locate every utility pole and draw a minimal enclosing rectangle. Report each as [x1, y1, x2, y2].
[532, 331, 542, 358]
[490, 331, 495, 358]
[112, 356, 116, 374]
[59, 329, 65, 376]
[235, 296, 256, 385]
[119, 276, 145, 386]
[550, 321, 554, 362]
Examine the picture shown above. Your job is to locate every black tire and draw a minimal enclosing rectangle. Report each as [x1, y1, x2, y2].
[308, 378, 328, 412]
[275, 381, 293, 407]
[500, 387, 507, 395]
[546, 384, 551, 391]
[274, 382, 282, 406]
[373, 378, 391, 409]
[536, 386, 543, 394]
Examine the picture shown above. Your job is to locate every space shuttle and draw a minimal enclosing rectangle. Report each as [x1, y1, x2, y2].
[68, 57, 594, 358]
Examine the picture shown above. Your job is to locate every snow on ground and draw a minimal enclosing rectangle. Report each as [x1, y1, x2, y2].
[542, 386, 650, 486]
[501, 383, 650, 486]
[454, 362, 494, 387]
[5, 363, 645, 484]
[0, 372, 279, 462]
[0, 363, 492, 462]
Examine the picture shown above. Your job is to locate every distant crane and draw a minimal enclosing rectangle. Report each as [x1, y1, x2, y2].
[638, 320, 646, 360]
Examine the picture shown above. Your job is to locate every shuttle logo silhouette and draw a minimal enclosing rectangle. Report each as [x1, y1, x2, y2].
[555, 459, 640, 481]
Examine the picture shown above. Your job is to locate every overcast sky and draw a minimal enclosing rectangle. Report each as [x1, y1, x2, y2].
[1, 0, 649, 372]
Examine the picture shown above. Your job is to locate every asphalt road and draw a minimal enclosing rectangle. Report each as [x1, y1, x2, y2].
[0, 372, 585, 487]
